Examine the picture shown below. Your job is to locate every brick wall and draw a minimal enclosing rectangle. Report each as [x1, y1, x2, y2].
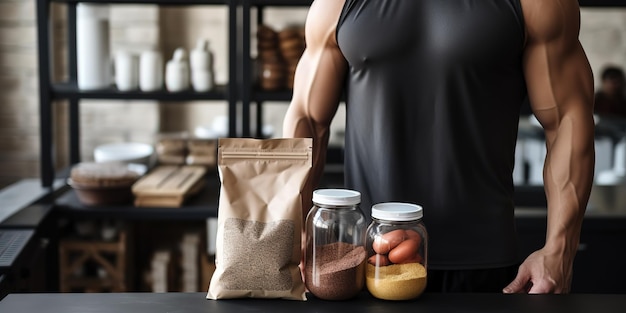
[0, 0, 39, 188]
[0, 4, 623, 188]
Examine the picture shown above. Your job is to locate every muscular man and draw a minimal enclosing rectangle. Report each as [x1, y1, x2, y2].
[283, 0, 594, 293]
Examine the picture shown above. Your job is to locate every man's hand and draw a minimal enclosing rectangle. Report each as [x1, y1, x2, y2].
[503, 248, 573, 294]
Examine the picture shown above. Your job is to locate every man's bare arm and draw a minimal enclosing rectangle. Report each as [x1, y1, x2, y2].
[283, 0, 347, 219]
[505, 0, 595, 294]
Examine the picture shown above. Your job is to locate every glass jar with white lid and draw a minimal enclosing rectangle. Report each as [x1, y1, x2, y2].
[304, 189, 367, 300]
[365, 202, 428, 300]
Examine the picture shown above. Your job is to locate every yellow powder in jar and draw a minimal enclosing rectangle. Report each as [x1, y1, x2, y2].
[366, 262, 427, 300]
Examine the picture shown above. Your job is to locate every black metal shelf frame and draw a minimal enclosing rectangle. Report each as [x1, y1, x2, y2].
[53, 174, 221, 220]
[36, 0, 238, 187]
[51, 83, 229, 101]
[579, 0, 626, 6]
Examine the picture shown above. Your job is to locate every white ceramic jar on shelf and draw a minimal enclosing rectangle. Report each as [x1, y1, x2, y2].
[77, 3, 111, 90]
[165, 48, 190, 92]
[190, 39, 215, 92]
[139, 50, 163, 92]
[114, 51, 139, 91]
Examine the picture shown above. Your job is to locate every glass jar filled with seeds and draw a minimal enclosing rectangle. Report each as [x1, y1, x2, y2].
[304, 189, 367, 300]
[365, 202, 428, 300]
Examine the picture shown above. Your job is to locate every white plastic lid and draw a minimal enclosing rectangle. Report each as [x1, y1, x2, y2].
[371, 202, 423, 221]
[312, 189, 361, 206]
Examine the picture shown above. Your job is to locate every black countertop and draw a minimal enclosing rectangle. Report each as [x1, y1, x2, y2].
[0, 292, 625, 313]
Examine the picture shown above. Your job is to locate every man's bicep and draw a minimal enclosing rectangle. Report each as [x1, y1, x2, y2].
[522, 0, 593, 130]
[283, 0, 347, 137]
[292, 48, 346, 123]
[524, 43, 594, 130]
[283, 48, 346, 137]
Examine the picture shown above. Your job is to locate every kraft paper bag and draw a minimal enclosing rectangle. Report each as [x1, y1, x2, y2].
[207, 138, 312, 300]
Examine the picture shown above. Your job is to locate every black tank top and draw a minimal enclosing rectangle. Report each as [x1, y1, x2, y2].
[337, 0, 527, 269]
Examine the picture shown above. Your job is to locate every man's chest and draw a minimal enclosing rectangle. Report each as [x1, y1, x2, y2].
[337, 0, 525, 70]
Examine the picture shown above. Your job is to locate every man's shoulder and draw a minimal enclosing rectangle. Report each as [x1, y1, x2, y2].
[519, 0, 580, 20]
[306, 0, 346, 47]
[519, 0, 579, 13]
[519, 0, 580, 42]
[309, 0, 346, 20]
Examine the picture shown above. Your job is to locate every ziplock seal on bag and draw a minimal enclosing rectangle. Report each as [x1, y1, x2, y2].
[207, 138, 312, 300]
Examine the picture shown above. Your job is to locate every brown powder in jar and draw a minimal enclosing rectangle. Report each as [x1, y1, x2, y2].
[305, 242, 366, 300]
[366, 262, 427, 300]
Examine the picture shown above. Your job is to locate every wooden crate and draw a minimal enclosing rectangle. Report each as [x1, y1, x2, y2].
[59, 230, 128, 292]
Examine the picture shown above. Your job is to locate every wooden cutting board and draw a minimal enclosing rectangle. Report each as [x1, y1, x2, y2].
[132, 165, 206, 207]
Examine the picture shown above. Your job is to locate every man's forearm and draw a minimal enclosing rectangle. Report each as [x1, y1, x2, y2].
[283, 106, 331, 221]
[542, 112, 594, 263]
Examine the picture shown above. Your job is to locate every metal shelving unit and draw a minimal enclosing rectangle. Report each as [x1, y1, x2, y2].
[34, 0, 320, 220]
[36, 0, 238, 188]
